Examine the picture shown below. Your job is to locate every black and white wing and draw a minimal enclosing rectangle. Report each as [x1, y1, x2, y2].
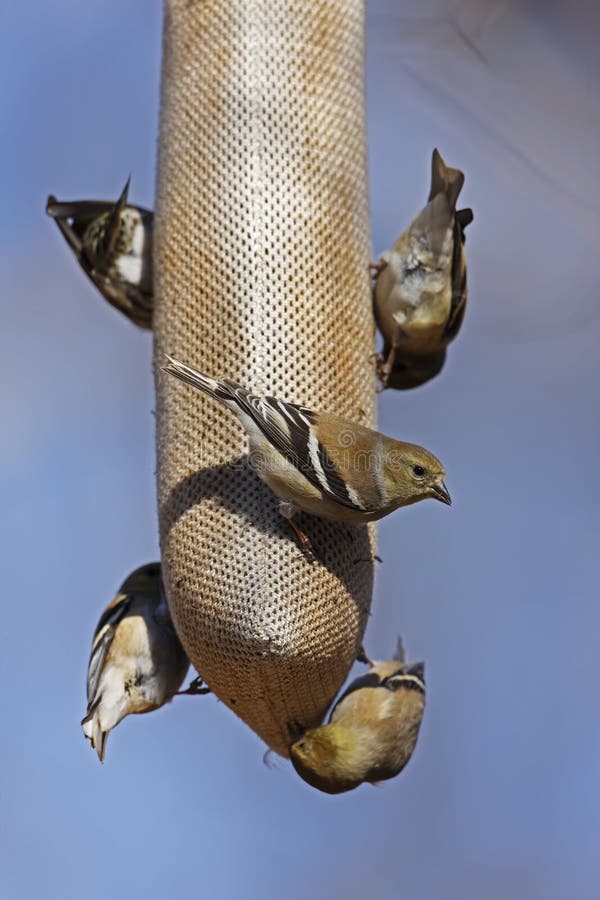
[83, 594, 132, 714]
[162, 357, 365, 512]
[221, 382, 365, 512]
[328, 669, 386, 721]
[328, 662, 425, 720]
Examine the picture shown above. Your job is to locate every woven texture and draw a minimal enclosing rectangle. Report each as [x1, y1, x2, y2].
[154, 0, 376, 756]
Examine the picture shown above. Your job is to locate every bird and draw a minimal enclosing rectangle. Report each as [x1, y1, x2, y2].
[46, 178, 153, 329]
[82, 563, 208, 762]
[161, 356, 451, 559]
[289, 640, 425, 794]
[372, 148, 473, 389]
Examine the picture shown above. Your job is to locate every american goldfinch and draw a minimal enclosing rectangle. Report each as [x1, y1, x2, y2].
[46, 178, 153, 329]
[82, 563, 207, 762]
[162, 356, 451, 559]
[289, 643, 425, 794]
[373, 148, 473, 389]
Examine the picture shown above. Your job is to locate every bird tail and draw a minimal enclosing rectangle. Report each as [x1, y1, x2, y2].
[429, 148, 465, 212]
[392, 635, 405, 662]
[411, 192, 454, 258]
[162, 356, 234, 406]
[81, 708, 109, 763]
[103, 177, 131, 257]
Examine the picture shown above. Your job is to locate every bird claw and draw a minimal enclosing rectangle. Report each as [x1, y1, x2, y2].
[177, 675, 210, 696]
[299, 540, 317, 564]
[375, 333, 405, 389]
[369, 260, 387, 279]
[280, 505, 317, 563]
[353, 554, 383, 565]
[356, 645, 374, 667]
[375, 354, 392, 391]
[371, 353, 390, 391]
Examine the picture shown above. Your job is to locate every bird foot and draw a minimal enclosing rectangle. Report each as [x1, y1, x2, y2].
[294, 529, 316, 564]
[369, 259, 387, 278]
[279, 503, 317, 563]
[375, 332, 406, 390]
[374, 353, 392, 391]
[176, 676, 210, 696]
[353, 554, 383, 565]
[356, 645, 374, 667]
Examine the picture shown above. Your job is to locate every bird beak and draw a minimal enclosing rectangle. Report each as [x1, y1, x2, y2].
[431, 480, 452, 506]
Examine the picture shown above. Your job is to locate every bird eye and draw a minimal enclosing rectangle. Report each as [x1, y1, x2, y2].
[412, 464, 426, 477]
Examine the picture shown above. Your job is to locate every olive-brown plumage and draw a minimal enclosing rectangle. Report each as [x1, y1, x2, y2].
[162, 357, 451, 558]
[82, 563, 206, 762]
[46, 179, 153, 328]
[289, 648, 426, 794]
[373, 148, 473, 389]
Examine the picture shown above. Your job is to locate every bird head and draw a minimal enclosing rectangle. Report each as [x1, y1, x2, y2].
[289, 724, 365, 795]
[383, 441, 451, 508]
[386, 349, 447, 390]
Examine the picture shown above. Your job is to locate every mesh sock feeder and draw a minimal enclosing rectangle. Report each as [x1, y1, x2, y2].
[154, 0, 376, 757]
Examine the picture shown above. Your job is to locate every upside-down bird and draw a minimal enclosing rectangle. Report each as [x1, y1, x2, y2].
[372, 148, 473, 389]
[289, 640, 425, 794]
[82, 563, 208, 762]
[46, 178, 153, 328]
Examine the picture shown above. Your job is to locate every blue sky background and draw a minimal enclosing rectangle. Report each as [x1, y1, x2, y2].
[1, 2, 599, 898]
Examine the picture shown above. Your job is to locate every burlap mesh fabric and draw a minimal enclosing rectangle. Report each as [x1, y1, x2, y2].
[154, 0, 376, 756]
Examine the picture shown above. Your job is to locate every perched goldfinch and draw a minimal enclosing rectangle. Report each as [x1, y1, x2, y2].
[82, 563, 207, 762]
[46, 178, 153, 329]
[289, 644, 425, 794]
[162, 356, 451, 559]
[373, 148, 473, 389]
